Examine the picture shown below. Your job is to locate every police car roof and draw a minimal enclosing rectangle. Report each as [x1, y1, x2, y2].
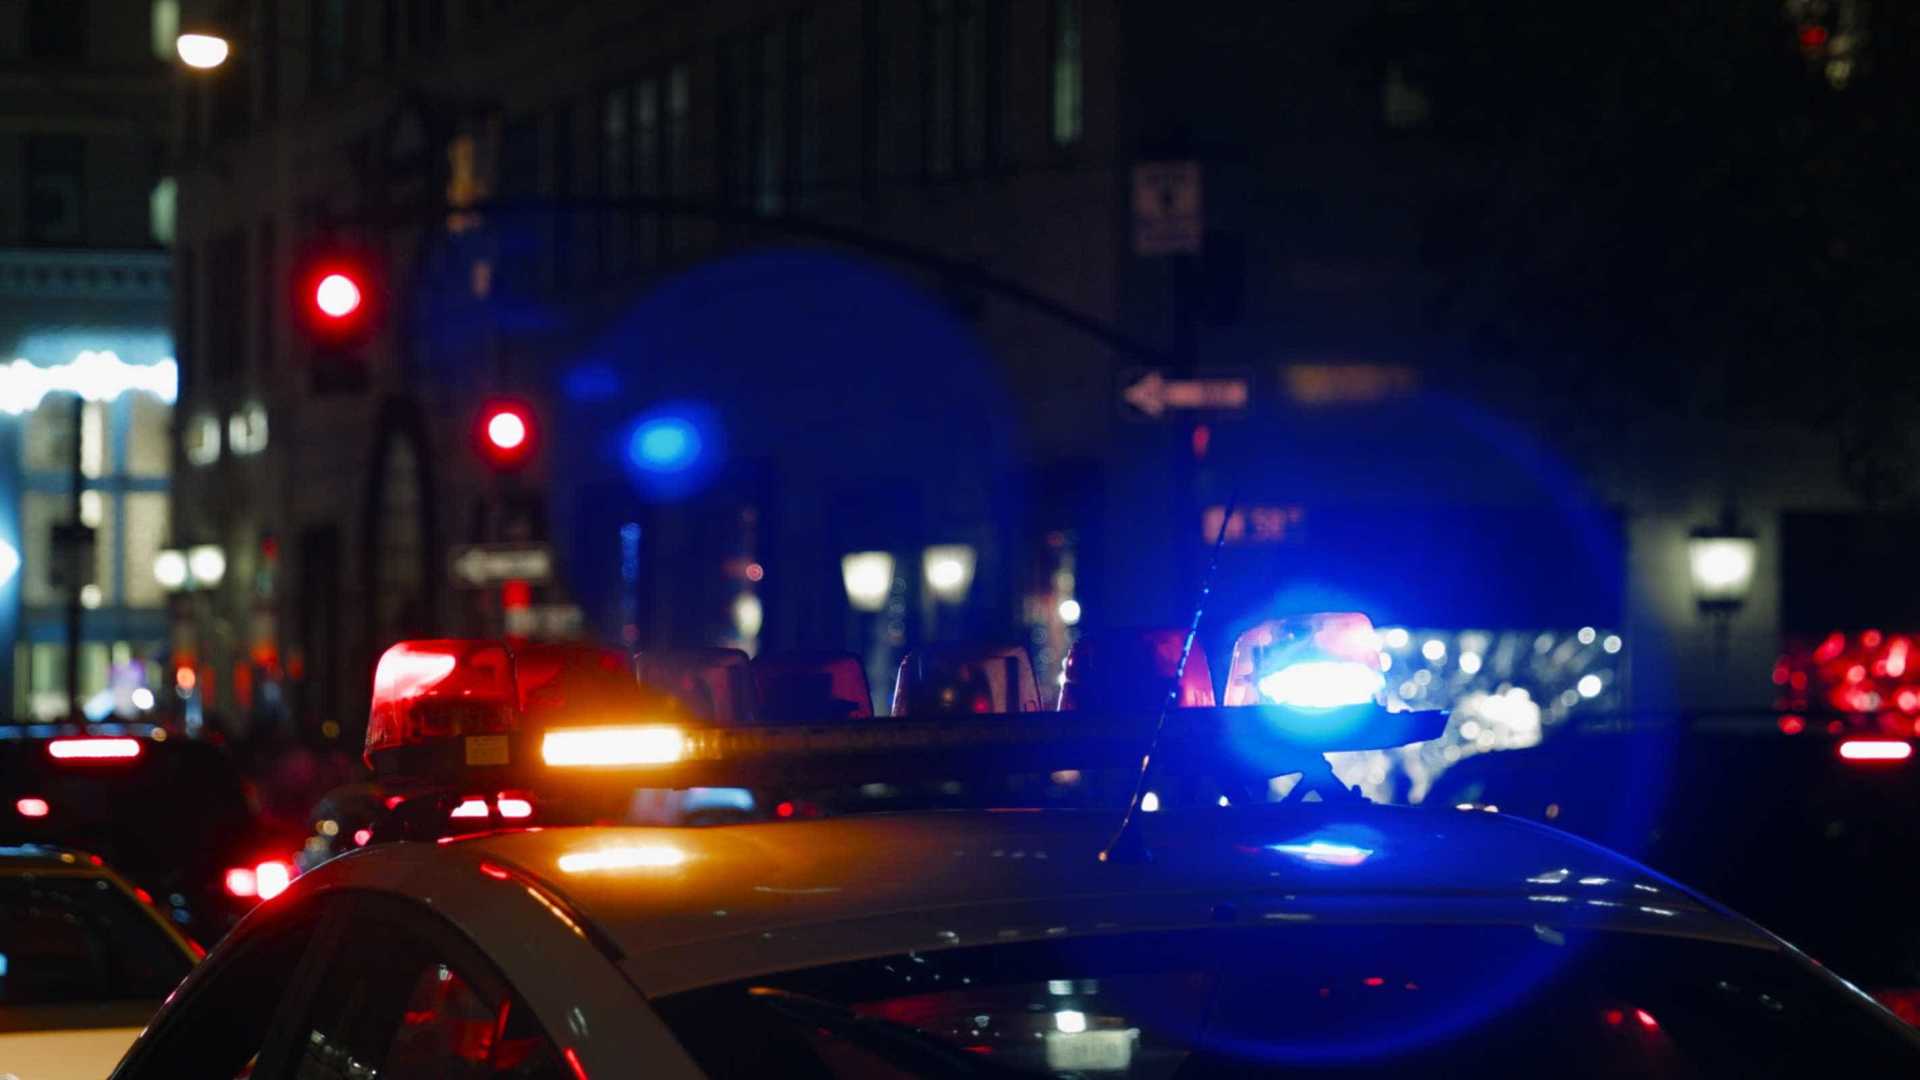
[369, 803, 1769, 997]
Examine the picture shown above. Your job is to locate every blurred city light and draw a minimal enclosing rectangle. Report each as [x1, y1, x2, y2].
[1058, 598, 1082, 625]
[0, 538, 17, 588]
[487, 409, 527, 450]
[174, 32, 230, 69]
[841, 551, 895, 612]
[15, 797, 49, 818]
[629, 417, 702, 472]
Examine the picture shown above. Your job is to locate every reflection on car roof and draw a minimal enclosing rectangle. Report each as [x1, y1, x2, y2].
[432, 805, 1766, 995]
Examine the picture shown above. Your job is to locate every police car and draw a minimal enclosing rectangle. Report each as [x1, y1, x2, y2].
[107, 616, 1920, 1077]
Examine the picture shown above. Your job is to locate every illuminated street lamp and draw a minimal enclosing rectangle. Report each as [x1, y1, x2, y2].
[841, 552, 895, 613]
[922, 544, 977, 604]
[175, 32, 231, 70]
[152, 549, 189, 591]
[1687, 525, 1757, 613]
[186, 545, 227, 590]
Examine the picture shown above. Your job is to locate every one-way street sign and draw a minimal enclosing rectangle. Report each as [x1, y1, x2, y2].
[1119, 369, 1251, 420]
[449, 543, 554, 587]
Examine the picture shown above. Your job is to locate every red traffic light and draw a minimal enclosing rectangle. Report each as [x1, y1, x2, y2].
[476, 401, 537, 470]
[293, 253, 379, 349]
[314, 273, 363, 319]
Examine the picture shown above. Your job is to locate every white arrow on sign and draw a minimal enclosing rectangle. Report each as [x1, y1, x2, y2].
[450, 544, 554, 587]
[1122, 370, 1250, 419]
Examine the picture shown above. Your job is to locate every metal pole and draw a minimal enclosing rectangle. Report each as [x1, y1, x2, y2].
[64, 395, 83, 719]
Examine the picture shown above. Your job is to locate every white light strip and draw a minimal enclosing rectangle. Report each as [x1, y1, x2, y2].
[0, 352, 178, 415]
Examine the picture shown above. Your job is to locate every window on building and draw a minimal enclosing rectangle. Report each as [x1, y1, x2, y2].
[719, 20, 810, 212]
[25, 135, 86, 244]
[126, 395, 172, 478]
[924, 0, 998, 176]
[27, 0, 87, 62]
[1051, 0, 1084, 146]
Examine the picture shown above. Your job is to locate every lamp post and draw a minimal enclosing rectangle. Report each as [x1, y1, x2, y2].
[1687, 515, 1757, 665]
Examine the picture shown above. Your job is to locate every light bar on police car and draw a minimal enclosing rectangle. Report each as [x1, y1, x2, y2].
[1225, 613, 1387, 708]
[365, 614, 1446, 793]
[542, 724, 687, 767]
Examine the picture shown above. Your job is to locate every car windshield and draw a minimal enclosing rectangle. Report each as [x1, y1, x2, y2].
[655, 924, 1916, 1078]
[0, 873, 191, 1005]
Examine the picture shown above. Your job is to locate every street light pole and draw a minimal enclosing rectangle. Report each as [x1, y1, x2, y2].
[64, 395, 83, 719]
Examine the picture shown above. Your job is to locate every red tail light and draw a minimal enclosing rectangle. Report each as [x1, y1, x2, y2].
[225, 858, 296, 901]
[15, 796, 50, 818]
[496, 795, 534, 819]
[1838, 739, 1912, 763]
[47, 737, 142, 761]
[254, 860, 292, 900]
[224, 867, 258, 898]
[449, 798, 490, 819]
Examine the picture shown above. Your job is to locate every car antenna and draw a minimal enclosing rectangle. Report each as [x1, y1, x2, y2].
[1099, 491, 1237, 865]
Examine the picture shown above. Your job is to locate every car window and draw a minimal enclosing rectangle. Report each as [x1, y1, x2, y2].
[0, 871, 191, 1005]
[113, 897, 321, 1080]
[654, 924, 1920, 1078]
[283, 899, 569, 1079]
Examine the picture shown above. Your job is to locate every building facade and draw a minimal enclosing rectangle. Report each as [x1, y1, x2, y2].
[1, 0, 177, 719]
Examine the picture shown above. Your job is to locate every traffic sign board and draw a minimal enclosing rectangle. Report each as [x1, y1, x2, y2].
[1132, 161, 1203, 256]
[449, 543, 553, 587]
[1120, 369, 1250, 421]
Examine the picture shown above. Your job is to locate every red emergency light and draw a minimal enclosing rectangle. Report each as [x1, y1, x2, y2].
[47, 737, 143, 762]
[365, 640, 518, 769]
